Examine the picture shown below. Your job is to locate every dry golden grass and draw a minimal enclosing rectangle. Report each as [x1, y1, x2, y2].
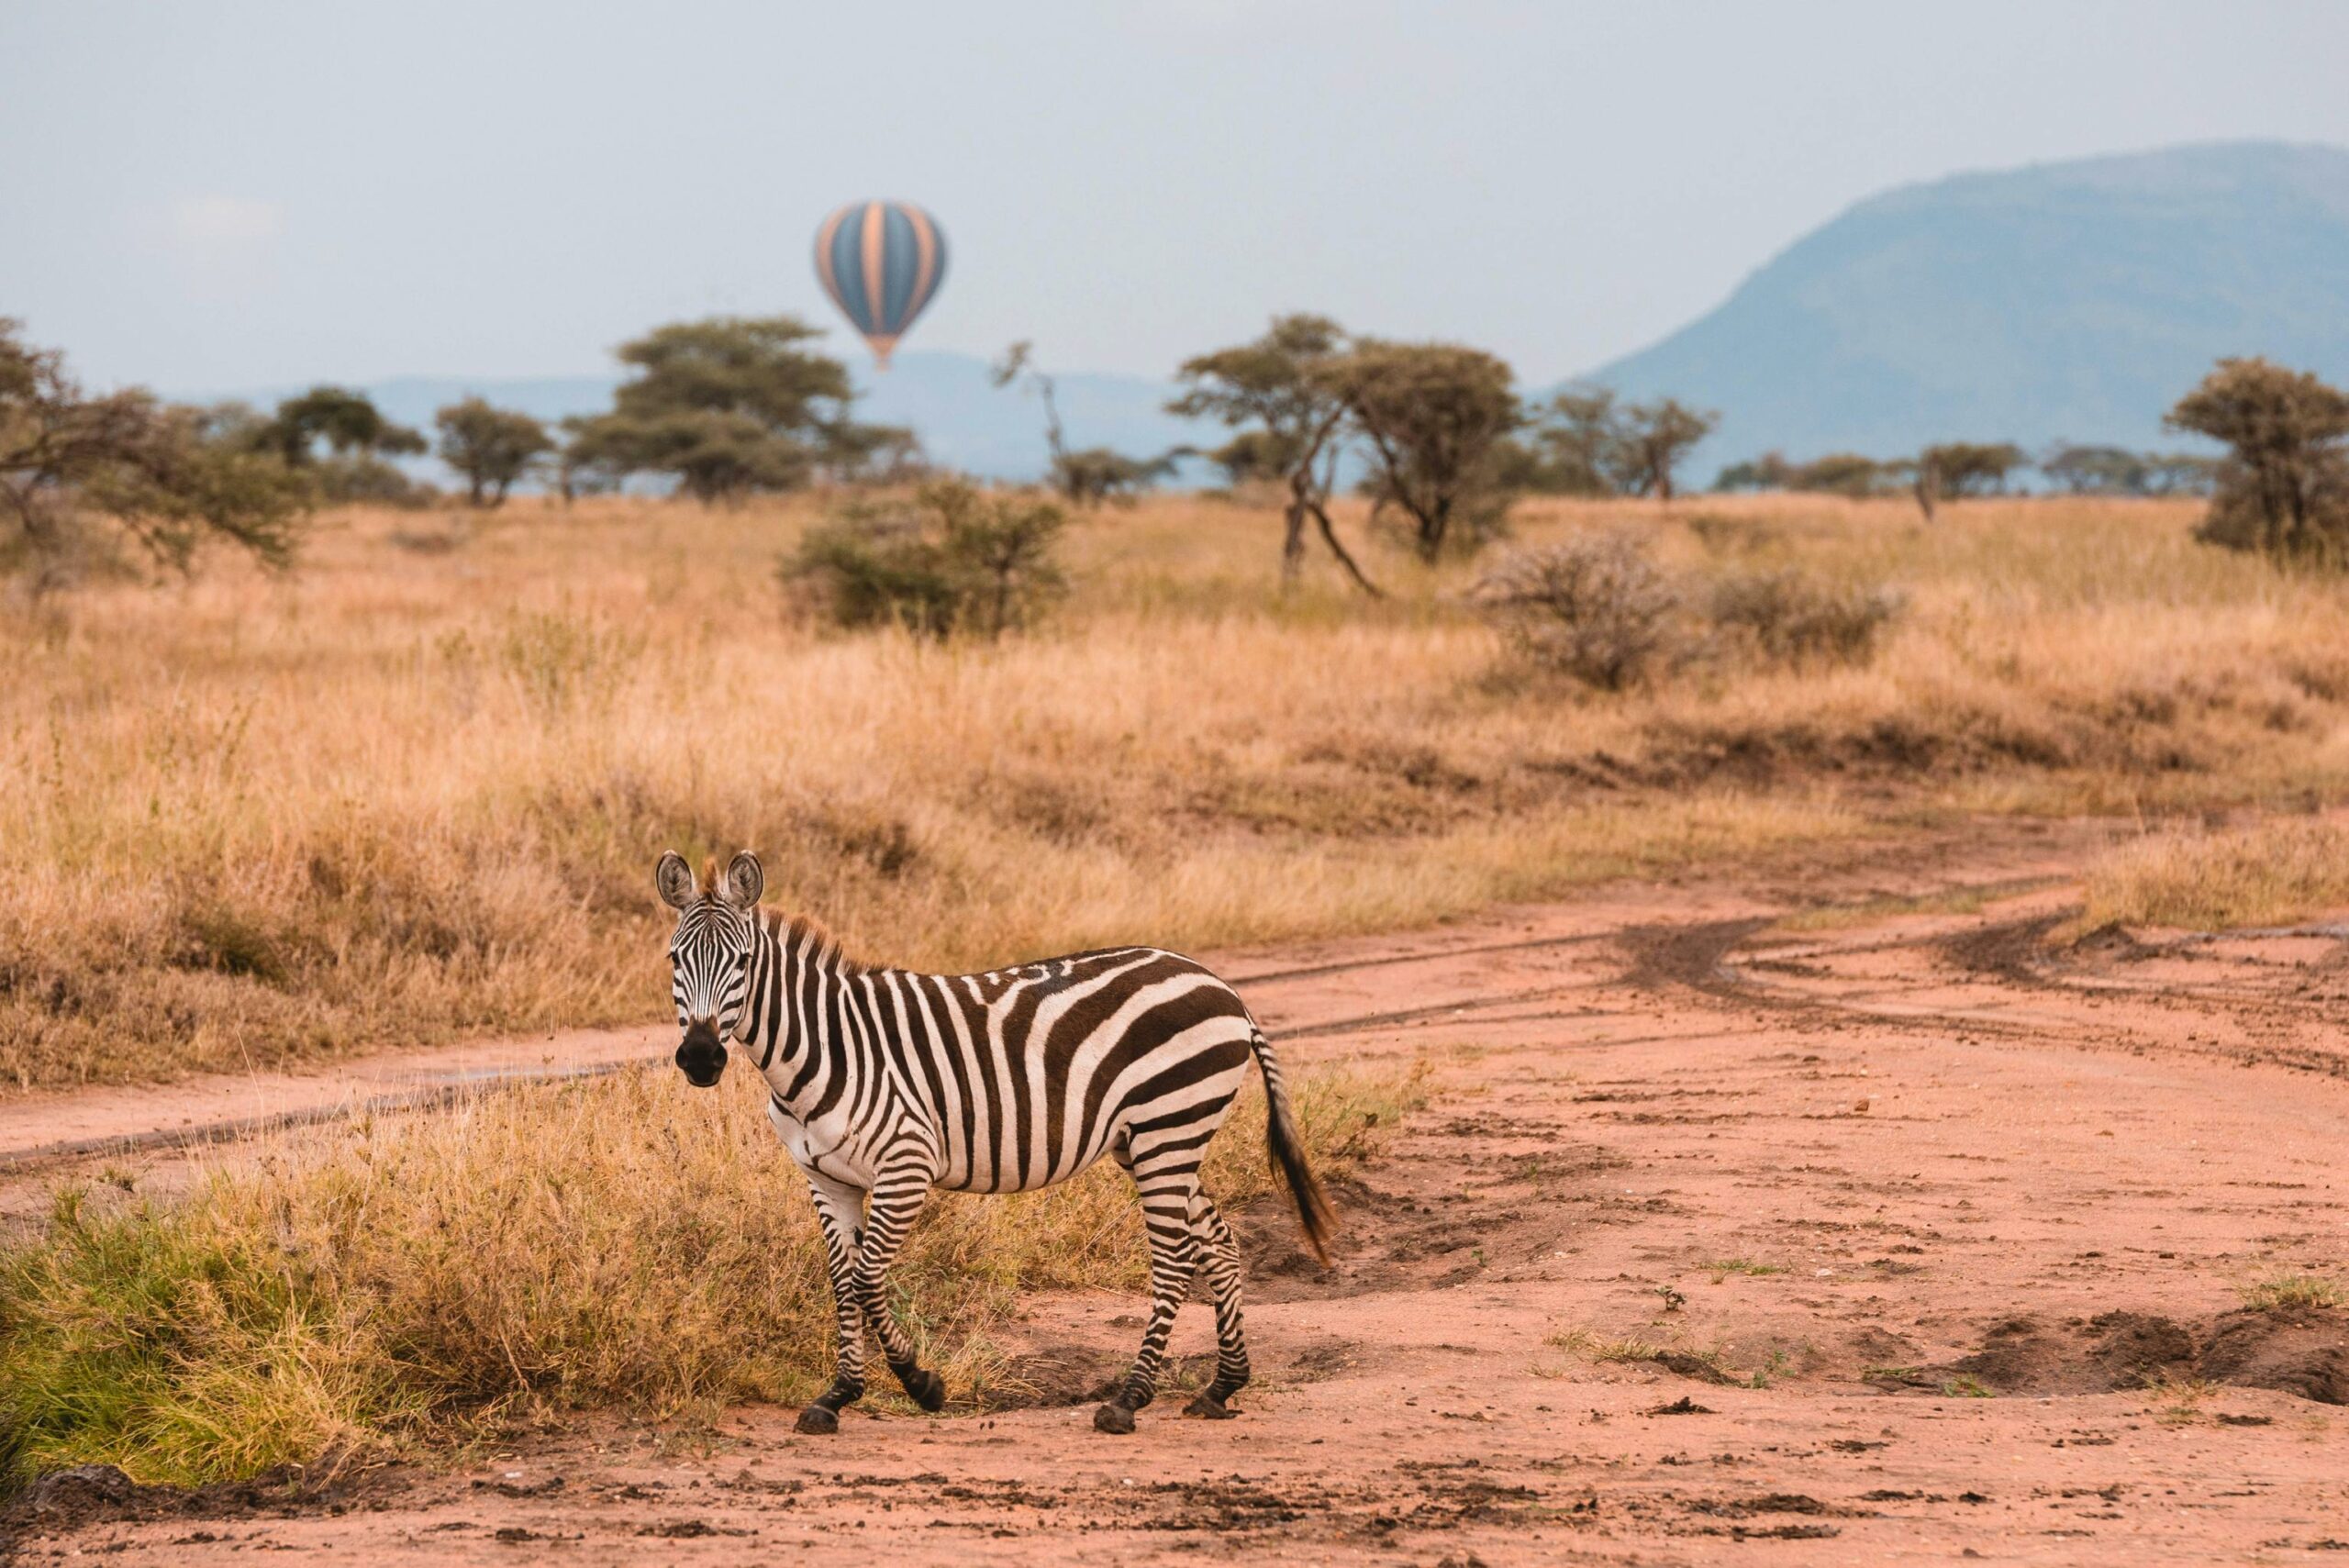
[2075, 815, 2349, 931]
[2236, 1271, 2346, 1312]
[4, 490, 2346, 1089]
[0, 1057, 1423, 1485]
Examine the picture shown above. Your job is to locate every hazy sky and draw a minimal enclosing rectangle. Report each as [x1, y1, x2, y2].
[6, 1, 2348, 394]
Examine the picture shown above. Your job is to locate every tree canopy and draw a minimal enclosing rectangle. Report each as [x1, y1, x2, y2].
[1168, 314, 1376, 591]
[435, 398, 553, 507]
[1611, 397, 1719, 502]
[1322, 339, 1519, 563]
[2168, 357, 2349, 561]
[259, 385, 426, 467]
[1, 319, 309, 591]
[1518, 389, 1719, 501]
[567, 316, 879, 503]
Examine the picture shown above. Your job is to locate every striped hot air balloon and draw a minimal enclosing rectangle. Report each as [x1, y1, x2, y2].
[813, 201, 948, 370]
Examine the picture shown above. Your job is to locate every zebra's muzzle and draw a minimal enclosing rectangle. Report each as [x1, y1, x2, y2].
[675, 1023, 729, 1088]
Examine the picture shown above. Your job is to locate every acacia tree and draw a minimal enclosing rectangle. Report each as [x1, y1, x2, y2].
[1204, 428, 1293, 487]
[1713, 451, 1796, 493]
[1911, 441, 2028, 520]
[1168, 315, 1379, 593]
[1322, 340, 1518, 563]
[2041, 444, 2146, 495]
[259, 385, 427, 468]
[2144, 453, 2221, 496]
[435, 398, 553, 507]
[1791, 453, 1893, 497]
[2038, 445, 2221, 498]
[567, 316, 875, 503]
[1518, 389, 1715, 500]
[1520, 387, 1623, 495]
[1, 320, 309, 592]
[818, 423, 928, 486]
[1612, 398, 1719, 502]
[992, 341, 1183, 511]
[1051, 447, 1184, 506]
[2167, 357, 2349, 561]
[250, 384, 432, 506]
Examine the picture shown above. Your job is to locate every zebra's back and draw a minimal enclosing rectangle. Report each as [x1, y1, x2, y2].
[885, 945, 1257, 1194]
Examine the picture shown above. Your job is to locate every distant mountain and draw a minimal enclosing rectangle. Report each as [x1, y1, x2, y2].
[185, 352, 1207, 485]
[1584, 140, 2349, 476]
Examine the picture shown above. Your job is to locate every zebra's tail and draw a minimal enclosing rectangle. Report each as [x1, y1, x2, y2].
[1249, 1028, 1335, 1264]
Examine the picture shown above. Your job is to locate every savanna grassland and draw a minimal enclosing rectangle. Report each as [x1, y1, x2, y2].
[6, 489, 2347, 1093]
[6, 488, 2349, 1507]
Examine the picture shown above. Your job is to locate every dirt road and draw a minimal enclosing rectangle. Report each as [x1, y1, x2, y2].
[9, 817, 2349, 1564]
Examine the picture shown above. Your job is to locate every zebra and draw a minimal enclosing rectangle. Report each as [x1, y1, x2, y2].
[656, 849, 1336, 1437]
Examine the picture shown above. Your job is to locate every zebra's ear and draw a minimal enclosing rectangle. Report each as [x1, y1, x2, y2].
[655, 851, 696, 910]
[724, 851, 764, 909]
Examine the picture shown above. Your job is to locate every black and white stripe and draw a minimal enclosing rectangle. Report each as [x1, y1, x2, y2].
[657, 850, 1335, 1436]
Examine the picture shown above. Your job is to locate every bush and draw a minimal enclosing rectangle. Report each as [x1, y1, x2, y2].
[316, 454, 435, 509]
[2167, 358, 2349, 565]
[1708, 568, 1903, 669]
[1471, 533, 1679, 691]
[785, 480, 1068, 639]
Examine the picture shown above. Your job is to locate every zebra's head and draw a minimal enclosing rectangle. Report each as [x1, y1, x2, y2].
[655, 849, 763, 1088]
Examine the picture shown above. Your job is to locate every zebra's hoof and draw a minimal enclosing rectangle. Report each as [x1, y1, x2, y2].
[1093, 1401, 1137, 1436]
[1183, 1393, 1240, 1419]
[896, 1365, 947, 1413]
[795, 1405, 840, 1435]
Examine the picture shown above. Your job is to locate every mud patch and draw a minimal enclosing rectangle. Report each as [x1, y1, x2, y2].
[4, 1461, 404, 1539]
[1943, 1317, 2086, 1394]
[1900, 1308, 2345, 1403]
[986, 1344, 1121, 1409]
[2201, 1307, 2349, 1405]
[1647, 1351, 1739, 1385]
[1620, 918, 1775, 1000]
[2084, 1310, 2198, 1388]
[1939, 914, 2066, 986]
[1288, 1336, 1370, 1384]
[2068, 921, 2159, 962]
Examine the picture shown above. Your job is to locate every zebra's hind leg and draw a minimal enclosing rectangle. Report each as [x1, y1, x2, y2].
[796, 1170, 871, 1434]
[1095, 1149, 1204, 1436]
[855, 1163, 947, 1413]
[1182, 1195, 1249, 1419]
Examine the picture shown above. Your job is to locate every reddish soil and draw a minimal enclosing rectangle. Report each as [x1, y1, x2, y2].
[9, 817, 2349, 1564]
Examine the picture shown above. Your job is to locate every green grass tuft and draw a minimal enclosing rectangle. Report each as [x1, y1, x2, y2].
[2237, 1271, 2344, 1312]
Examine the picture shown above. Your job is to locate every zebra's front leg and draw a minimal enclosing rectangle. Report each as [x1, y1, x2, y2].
[855, 1163, 946, 1413]
[796, 1169, 870, 1435]
[1095, 1151, 1204, 1436]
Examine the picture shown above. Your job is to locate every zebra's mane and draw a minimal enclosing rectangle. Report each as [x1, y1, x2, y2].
[766, 909, 873, 976]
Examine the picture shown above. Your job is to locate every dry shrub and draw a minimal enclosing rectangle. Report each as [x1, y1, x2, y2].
[1474, 539, 1901, 689]
[1472, 532, 1679, 690]
[2075, 816, 2349, 932]
[1707, 568, 1904, 669]
[785, 480, 1067, 638]
[0, 1059, 1424, 1485]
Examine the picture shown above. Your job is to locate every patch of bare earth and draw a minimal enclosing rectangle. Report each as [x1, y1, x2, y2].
[10, 816, 2349, 1564]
